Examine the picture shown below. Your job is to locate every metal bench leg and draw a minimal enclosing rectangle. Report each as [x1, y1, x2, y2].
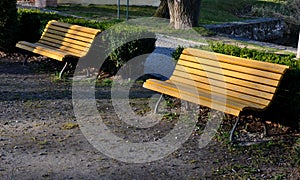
[262, 121, 268, 137]
[59, 62, 68, 79]
[23, 54, 30, 65]
[86, 68, 90, 77]
[154, 94, 163, 114]
[229, 116, 240, 143]
[185, 101, 190, 111]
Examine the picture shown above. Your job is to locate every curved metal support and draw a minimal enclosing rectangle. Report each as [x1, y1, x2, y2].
[59, 61, 68, 79]
[154, 94, 164, 114]
[185, 101, 190, 111]
[229, 116, 240, 143]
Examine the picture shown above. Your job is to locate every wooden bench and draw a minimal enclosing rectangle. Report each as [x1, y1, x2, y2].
[143, 48, 289, 142]
[16, 20, 101, 78]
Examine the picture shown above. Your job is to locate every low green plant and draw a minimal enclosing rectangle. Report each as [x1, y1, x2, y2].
[96, 78, 113, 87]
[102, 24, 156, 68]
[18, 9, 41, 43]
[17, 8, 121, 42]
[171, 46, 184, 60]
[208, 42, 298, 69]
[294, 138, 300, 165]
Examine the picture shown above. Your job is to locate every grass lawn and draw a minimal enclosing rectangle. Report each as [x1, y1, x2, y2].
[49, 0, 264, 24]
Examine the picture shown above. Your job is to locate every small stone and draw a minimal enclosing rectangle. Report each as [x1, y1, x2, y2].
[39, 152, 47, 156]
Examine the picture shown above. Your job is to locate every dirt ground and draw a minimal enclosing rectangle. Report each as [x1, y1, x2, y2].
[0, 51, 299, 179]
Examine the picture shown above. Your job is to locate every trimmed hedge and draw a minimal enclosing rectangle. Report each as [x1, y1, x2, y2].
[209, 42, 299, 70]
[102, 24, 156, 68]
[0, 0, 18, 51]
[17, 8, 121, 43]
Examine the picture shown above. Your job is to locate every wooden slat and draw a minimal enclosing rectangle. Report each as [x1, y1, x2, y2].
[143, 80, 242, 116]
[176, 61, 280, 86]
[50, 21, 101, 35]
[169, 76, 272, 105]
[182, 48, 289, 74]
[17, 41, 66, 56]
[171, 70, 277, 94]
[171, 64, 276, 99]
[146, 79, 267, 109]
[45, 28, 96, 40]
[180, 54, 282, 80]
[42, 31, 94, 44]
[16, 42, 65, 61]
[35, 42, 83, 57]
[39, 36, 91, 50]
[38, 39, 88, 53]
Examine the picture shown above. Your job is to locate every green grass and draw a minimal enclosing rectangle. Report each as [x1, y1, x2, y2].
[199, 0, 257, 24]
[50, 0, 259, 24]
[49, 0, 298, 25]
[49, 4, 156, 21]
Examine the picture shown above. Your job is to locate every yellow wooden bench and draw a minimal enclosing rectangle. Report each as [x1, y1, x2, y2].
[143, 48, 289, 142]
[16, 20, 101, 78]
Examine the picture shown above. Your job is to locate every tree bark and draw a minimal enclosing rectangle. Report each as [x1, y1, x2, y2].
[168, 0, 202, 29]
[167, 0, 175, 25]
[154, 0, 169, 18]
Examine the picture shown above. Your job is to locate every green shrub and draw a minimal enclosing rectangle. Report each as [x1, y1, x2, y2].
[18, 10, 41, 42]
[209, 42, 299, 70]
[102, 24, 156, 68]
[171, 46, 184, 60]
[0, 0, 18, 51]
[16, 8, 121, 43]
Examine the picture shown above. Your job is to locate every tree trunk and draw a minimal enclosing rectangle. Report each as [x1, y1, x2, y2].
[167, 0, 175, 25]
[168, 0, 202, 29]
[154, 0, 169, 18]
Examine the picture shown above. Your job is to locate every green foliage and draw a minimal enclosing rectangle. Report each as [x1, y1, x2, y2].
[294, 138, 300, 165]
[209, 42, 299, 69]
[18, 9, 41, 43]
[252, 0, 300, 25]
[171, 46, 184, 60]
[16, 8, 121, 43]
[0, 0, 18, 51]
[200, 0, 256, 24]
[102, 24, 156, 68]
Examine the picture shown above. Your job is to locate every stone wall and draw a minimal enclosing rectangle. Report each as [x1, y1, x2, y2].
[57, 0, 160, 6]
[204, 18, 284, 41]
[45, 0, 57, 7]
[18, 0, 57, 7]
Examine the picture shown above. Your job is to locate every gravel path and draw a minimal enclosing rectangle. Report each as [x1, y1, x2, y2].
[144, 34, 207, 79]
[0, 49, 299, 179]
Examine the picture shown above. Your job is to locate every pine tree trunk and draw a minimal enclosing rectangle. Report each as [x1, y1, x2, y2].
[154, 0, 169, 18]
[168, 0, 202, 29]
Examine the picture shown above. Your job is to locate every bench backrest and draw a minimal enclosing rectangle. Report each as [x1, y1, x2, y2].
[170, 48, 289, 111]
[37, 20, 101, 57]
